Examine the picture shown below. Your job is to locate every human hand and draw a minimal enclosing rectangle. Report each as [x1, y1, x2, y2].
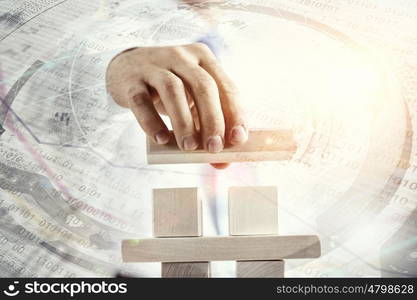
[106, 43, 248, 162]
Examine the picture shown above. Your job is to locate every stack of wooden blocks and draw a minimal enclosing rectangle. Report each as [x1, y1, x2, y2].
[121, 130, 321, 277]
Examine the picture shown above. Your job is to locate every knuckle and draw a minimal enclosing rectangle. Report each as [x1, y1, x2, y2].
[139, 117, 154, 129]
[126, 89, 148, 107]
[191, 71, 216, 95]
[160, 72, 183, 93]
[169, 46, 187, 59]
[192, 42, 211, 55]
[203, 55, 219, 67]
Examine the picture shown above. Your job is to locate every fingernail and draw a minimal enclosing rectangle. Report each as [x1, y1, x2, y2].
[207, 136, 223, 153]
[182, 135, 199, 151]
[155, 131, 170, 144]
[231, 125, 248, 143]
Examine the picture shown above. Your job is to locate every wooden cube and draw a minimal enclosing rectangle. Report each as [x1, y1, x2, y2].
[237, 260, 284, 278]
[162, 262, 210, 278]
[228, 186, 278, 236]
[153, 187, 202, 237]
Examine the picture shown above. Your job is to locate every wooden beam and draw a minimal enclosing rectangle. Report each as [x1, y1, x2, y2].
[147, 130, 296, 164]
[122, 235, 321, 262]
[229, 186, 278, 236]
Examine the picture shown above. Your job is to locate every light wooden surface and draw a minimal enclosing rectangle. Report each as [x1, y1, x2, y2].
[162, 262, 210, 278]
[236, 260, 284, 278]
[229, 186, 278, 236]
[229, 186, 283, 277]
[153, 187, 209, 277]
[122, 235, 321, 262]
[147, 130, 297, 164]
[153, 188, 202, 237]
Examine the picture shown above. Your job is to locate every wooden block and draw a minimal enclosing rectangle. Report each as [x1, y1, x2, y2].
[229, 186, 278, 235]
[237, 260, 284, 278]
[122, 235, 321, 262]
[162, 262, 210, 278]
[153, 188, 202, 237]
[229, 186, 282, 277]
[154, 188, 208, 277]
[147, 130, 296, 164]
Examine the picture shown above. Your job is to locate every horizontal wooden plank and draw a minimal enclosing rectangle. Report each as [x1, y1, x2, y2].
[147, 130, 297, 164]
[122, 235, 320, 262]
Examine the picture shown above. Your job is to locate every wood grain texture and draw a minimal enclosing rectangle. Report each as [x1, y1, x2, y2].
[122, 235, 321, 262]
[153, 188, 202, 237]
[229, 186, 283, 277]
[153, 188, 209, 277]
[229, 186, 278, 236]
[237, 260, 284, 278]
[147, 130, 296, 164]
[162, 262, 210, 278]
